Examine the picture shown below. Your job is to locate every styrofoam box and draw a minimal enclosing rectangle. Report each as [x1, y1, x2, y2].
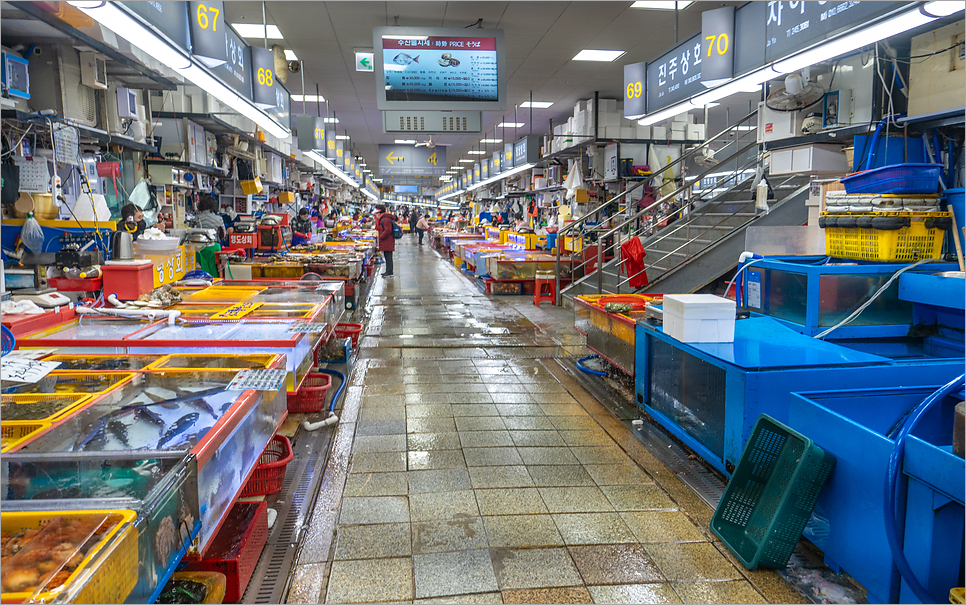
[620, 127, 635, 139]
[635, 125, 651, 139]
[600, 98, 618, 113]
[651, 126, 667, 139]
[662, 294, 736, 343]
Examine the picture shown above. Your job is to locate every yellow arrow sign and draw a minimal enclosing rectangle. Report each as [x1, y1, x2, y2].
[386, 151, 404, 165]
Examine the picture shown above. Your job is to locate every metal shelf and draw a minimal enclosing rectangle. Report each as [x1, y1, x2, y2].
[145, 159, 228, 177]
[896, 107, 966, 132]
[1, 110, 157, 153]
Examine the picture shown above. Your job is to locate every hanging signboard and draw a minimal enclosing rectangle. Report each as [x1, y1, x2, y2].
[645, 33, 703, 113]
[378, 145, 446, 177]
[701, 6, 735, 86]
[492, 151, 502, 174]
[763, 1, 906, 62]
[504, 143, 514, 168]
[473, 163, 481, 183]
[296, 116, 325, 151]
[251, 46, 290, 124]
[120, 1, 191, 52]
[325, 131, 337, 159]
[188, 1, 252, 99]
[513, 135, 539, 167]
[624, 61, 647, 120]
[335, 140, 345, 167]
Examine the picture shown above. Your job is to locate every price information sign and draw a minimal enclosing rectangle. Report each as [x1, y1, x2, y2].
[382, 35, 498, 102]
[227, 369, 287, 392]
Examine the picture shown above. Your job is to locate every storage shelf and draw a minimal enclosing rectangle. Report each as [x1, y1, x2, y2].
[145, 159, 229, 177]
[896, 107, 966, 132]
[1, 110, 157, 153]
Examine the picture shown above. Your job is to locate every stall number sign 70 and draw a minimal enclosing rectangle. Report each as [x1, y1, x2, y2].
[705, 32, 729, 56]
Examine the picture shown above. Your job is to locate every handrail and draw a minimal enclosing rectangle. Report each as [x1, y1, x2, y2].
[559, 146, 761, 296]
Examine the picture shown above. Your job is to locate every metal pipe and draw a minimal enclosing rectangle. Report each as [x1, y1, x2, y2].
[262, 1, 268, 49]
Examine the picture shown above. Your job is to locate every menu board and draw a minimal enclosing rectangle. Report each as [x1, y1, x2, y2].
[375, 27, 506, 110]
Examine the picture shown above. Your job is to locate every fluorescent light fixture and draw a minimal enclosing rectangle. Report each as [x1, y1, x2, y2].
[231, 23, 283, 39]
[734, 125, 756, 131]
[324, 117, 339, 123]
[335, 135, 350, 140]
[459, 159, 475, 163]
[291, 94, 325, 103]
[467, 150, 486, 155]
[361, 189, 379, 200]
[703, 103, 720, 108]
[440, 176, 453, 181]
[520, 101, 552, 109]
[284, 49, 298, 61]
[498, 122, 525, 128]
[465, 162, 535, 193]
[635, 3, 954, 126]
[68, 2, 289, 139]
[480, 138, 503, 144]
[631, 1, 693, 9]
[573, 49, 625, 62]
[382, 35, 429, 40]
[305, 150, 360, 187]
[395, 139, 417, 144]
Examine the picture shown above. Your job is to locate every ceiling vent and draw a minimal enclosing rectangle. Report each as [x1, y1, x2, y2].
[383, 111, 482, 134]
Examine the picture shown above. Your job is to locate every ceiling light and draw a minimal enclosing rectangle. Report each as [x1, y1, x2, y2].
[573, 49, 625, 62]
[480, 138, 502, 144]
[465, 162, 535, 193]
[361, 189, 379, 200]
[631, 1, 693, 9]
[284, 49, 298, 61]
[324, 117, 339, 123]
[704, 103, 720, 108]
[395, 139, 417, 144]
[520, 101, 552, 109]
[291, 94, 325, 102]
[498, 122, 525, 128]
[467, 150, 486, 155]
[382, 35, 429, 40]
[335, 135, 350, 140]
[922, 1, 966, 17]
[305, 151, 360, 187]
[68, 2, 289, 139]
[231, 23, 283, 39]
[459, 159, 475, 163]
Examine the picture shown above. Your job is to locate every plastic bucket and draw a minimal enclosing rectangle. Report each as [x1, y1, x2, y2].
[943, 188, 965, 242]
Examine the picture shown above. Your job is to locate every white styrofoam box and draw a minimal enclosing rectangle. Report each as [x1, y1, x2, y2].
[602, 113, 620, 128]
[604, 126, 621, 139]
[686, 124, 706, 141]
[635, 125, 651, 139]
[651, 126, 667, 139]
[807, 204, 821, 227]
[770, 144, 848, 175]
[554, 125, 563, 135]
[620, 127, 634, 139]
[662, 294, 736, 343]
[600, 98, 618, 113]
[670, 124, 687, 139]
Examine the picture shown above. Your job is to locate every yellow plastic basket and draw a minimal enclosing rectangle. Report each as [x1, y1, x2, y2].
[823, 212, 948, 262]
[1, 421, 51, 452]
[1, 394, 91, 423]
[1, 510, 138, 604]
[146, 353, 282, 372]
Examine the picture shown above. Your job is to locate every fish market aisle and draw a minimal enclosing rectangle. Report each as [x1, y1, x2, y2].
[286, 238, 802, 604]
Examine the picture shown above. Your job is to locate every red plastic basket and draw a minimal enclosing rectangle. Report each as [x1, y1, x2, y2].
[182, 501, 268, 603]
[240, 435, 294, 497]
[48, 277, 103, 292]
[286, 373, 332, 413]
[334, 323, 363, 347]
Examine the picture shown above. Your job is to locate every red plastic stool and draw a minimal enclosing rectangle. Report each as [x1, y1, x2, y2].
[534, 271, 556, 306]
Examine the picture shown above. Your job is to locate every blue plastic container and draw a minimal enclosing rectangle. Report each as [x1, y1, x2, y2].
[942, 187, 965, 241]
[841, 163, 943, 195]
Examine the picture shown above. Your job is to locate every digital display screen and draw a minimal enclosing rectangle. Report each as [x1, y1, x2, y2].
[382, 35, 498, 102]
[374, 27, 506, 111]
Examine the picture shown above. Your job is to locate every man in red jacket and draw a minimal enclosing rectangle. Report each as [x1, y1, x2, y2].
[375, 205, 398, 277]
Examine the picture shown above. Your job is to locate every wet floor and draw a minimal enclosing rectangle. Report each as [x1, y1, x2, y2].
[286, 236, 802, 604]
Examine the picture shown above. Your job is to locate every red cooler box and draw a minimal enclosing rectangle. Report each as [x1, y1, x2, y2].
[101, 262, 155, 300]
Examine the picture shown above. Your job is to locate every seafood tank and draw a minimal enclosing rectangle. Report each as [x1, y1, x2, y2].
[17, 370, 287, 553]
[2, 452, 200, 603]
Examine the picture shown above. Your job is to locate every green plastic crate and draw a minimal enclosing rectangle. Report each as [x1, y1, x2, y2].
[711, 414, 835, 569]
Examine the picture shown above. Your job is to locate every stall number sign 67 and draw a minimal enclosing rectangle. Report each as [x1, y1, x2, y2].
[196, 4, 244, 71]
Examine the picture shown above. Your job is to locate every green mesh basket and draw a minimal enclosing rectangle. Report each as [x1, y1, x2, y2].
[711, 414, 835, 569]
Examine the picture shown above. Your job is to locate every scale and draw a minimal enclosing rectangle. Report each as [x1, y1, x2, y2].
[11, 291, 72, 308]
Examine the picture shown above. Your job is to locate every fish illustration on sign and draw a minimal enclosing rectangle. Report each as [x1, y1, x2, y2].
[393, 53, 419, 65]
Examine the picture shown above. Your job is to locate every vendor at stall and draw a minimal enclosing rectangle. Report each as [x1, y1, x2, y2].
[119, 203, 146, 240]
[291, 207, 315, 245]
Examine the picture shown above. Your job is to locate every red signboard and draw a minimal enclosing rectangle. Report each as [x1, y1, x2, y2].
[229, 232, 257, 249]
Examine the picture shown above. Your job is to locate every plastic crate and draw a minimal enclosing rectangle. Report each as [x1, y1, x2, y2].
[1, 421, 51, 452]
[241, 435, 294, 497]
[841, 163, 943, 195]
[711, 415, 835, 569]
[822, 211, 948, 262]
[491, 281, 523, 295]
[0, 510, 138, 604]
[286, 373, 332, 413]
[182, 501, 268, 603]
[48, 277, 103, 292]
[1, 394, 91, 423]
[334, 323, 362, 347]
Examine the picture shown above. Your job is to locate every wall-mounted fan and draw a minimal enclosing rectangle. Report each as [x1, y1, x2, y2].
[766, 73, 825, 112]
[414, 138, 452, 149]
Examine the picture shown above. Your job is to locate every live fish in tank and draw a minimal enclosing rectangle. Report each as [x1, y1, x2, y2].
[107, 419, 130, 447]
[158, 413, 199, 448]
[73, 416, 108, 451]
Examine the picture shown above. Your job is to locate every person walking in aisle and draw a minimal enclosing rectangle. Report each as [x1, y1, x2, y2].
[375, 205, 399, 277]
[415, 212, 431, 245]
[409, 207, 419, 237]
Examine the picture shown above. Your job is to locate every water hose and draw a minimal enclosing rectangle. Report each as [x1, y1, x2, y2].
[883, 373, 965, 604]
[577, 354, 607, 376]
[301, 368, 347, 431]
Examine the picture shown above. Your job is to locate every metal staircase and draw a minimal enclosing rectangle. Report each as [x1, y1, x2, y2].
[555, 109, 809, 303]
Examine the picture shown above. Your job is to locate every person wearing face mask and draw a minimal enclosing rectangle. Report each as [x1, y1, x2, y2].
[120, 203, 146, 240]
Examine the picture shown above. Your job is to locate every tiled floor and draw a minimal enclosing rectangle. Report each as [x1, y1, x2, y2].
[287, 238, 798, 604]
